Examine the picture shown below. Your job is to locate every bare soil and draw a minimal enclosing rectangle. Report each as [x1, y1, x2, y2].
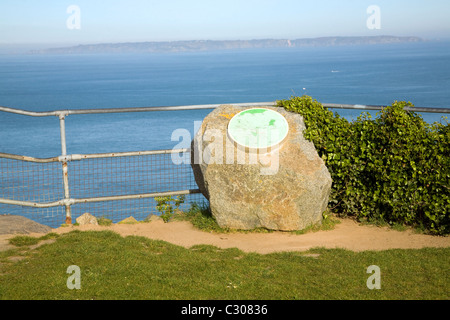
[1, 214, 448, 254]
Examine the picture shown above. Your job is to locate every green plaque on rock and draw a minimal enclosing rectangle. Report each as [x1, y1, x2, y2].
[227, 108, 289, 151]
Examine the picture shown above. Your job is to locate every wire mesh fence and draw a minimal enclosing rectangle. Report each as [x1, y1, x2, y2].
[0, 158, 63, 203]
[0, 151, 206, 228]
[69, 152, 195, 198]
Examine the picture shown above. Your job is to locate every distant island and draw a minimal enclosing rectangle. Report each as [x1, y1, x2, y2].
[31, 35, 424, 54]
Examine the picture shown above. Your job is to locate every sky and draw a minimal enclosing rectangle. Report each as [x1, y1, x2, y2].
[1, 0, 450, 47]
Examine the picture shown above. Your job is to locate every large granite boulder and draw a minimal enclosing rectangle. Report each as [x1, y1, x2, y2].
[191, 105, 332, 231]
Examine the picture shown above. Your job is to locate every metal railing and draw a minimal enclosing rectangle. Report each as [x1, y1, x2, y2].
[1, 101, 449, 227]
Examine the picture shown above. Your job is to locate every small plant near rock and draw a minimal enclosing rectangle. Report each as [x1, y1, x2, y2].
[98, 216, 113, 226]
[155, 195, 185, 222]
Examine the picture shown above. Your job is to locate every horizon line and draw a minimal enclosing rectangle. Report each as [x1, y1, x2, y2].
[0, 34, 433, 46]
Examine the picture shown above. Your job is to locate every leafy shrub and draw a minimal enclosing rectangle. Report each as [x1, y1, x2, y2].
[155, 195, 185, 222]
[277, 96, 449, 235]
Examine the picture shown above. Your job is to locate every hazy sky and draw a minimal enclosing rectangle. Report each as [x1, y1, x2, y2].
[1, 0, 450, 45]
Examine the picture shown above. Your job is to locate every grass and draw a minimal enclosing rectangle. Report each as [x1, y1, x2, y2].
[7, 232, 59, 247]
[173, 202, 231, 233]
[173, 203, 341, 234]
[0, 229, 448, 300]
[0, 204, 447, 300]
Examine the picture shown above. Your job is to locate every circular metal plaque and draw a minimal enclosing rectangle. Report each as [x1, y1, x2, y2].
[227, 108, 289, 151]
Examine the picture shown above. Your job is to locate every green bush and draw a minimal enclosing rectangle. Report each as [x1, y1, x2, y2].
[277, 96, 449, 235]
[155, 195, 185, 222]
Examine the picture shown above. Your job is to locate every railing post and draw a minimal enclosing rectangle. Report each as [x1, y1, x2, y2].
[59, 112, 72, 224]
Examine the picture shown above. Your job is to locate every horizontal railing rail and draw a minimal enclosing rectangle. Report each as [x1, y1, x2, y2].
[0, 149, 189, 163]
[0, 189, 201, 208]
[322, 103, 450, 113]
[1, 102, 449, 117]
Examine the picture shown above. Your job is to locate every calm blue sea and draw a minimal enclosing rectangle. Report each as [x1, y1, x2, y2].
[1, 41, 449, 158]
[1, 41, 450, 227]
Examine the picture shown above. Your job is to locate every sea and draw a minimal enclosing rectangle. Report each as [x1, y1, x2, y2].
[0, 41, 449, 227]
[1, 41, 450, 157]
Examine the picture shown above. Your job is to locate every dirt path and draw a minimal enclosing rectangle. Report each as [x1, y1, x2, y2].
[1, 215, 449, 254]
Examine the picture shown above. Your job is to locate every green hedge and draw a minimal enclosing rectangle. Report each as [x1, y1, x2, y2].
[277, 96, 449, 235]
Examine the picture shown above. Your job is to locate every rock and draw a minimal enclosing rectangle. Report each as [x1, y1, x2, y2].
[118, 216, 138, 224]
[76, 212, 98, 226]
[191, 105, 332, 231]
[145, 214, 163, 222]
[0, 215, 53, 235]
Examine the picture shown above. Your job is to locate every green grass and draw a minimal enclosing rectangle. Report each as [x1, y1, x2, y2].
[174, 203, 341, 234]
[173, 202, 232, 233]
[7, 232, 59, 247]
[0, 230, 448, 300]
